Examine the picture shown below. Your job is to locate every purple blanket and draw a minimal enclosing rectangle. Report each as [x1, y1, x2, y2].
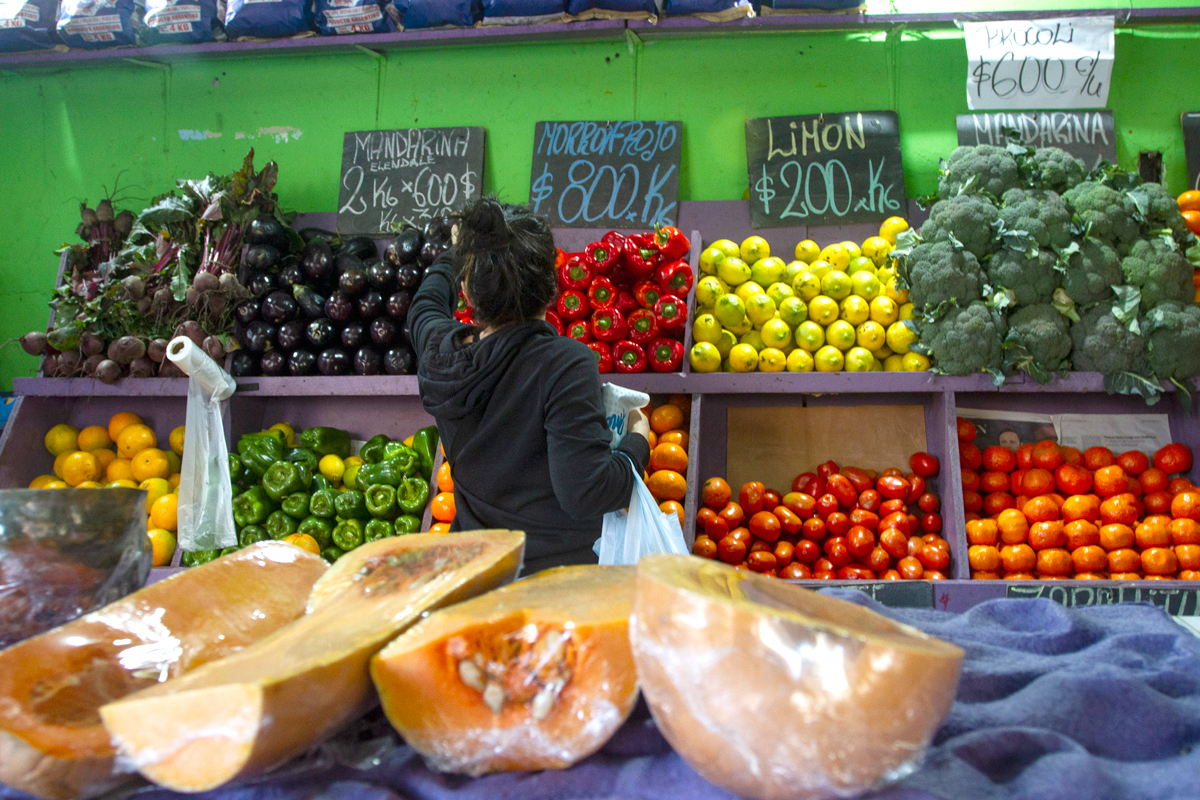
[6, 594, 1200, 800]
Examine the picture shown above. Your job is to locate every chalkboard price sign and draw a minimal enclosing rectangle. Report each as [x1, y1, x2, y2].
[337, 127, 485, 236]
[528, 120, 682, 229]
[957, 110, 1115, 171]
[745, 111, 907, 229]
[1183, 112, 1200, 192]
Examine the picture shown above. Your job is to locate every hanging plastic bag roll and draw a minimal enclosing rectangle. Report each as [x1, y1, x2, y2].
[167, 336, 238, 552]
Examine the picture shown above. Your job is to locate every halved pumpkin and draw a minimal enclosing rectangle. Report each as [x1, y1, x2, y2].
[0, 541, 327, 800]
[630, 555, 963, 800]
[99, 530, 524, 793]
[371, 564, 638, 776]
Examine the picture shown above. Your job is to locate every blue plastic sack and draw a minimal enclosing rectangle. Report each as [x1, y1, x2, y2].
[594, 453, 688, 566]
[137, 0, 221, 43]
[57, 0, 137, 48]
[394, 0, 475, 28]
[316, 0, 393, 34]
[224, 0, 312, 39]
[480, 0, 565, 24]
[567, 0, 655, 17]
[0, 0, 58, 51]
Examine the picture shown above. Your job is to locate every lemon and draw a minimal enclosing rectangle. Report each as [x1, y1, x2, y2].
[795, 240, 821, 263]
[717, 256, 751, 286]
[850, 271, 882, 301]
[786, 348, 815, 372]
[695, 276, 726, 308]
[886, 320, 918, 354]
[760, 317, 793, 350]
[344, 456, 365, 469]
[806, 259, 833, 280]
[168, 425, 186, 456]
[839, 295, 870, 326]
[818, 244, 851, 271]
[714, 295, 747, 329]
[740, 236, 770, 264]
[844, 347, 875, 372]
[791, 271, 822, 302]
[28, 475, 56, 489]
[794, 321, 826, 353]
[712, 239, 741, 259]
[689, 342, 721, 373]
[869, 296, 899, 326]
[885, 276, 909, 304]
[820, 270, 852, 301]
[750, 256, 786, 286]
[783, 260, 808, 286]
[873, 344, 894, 360]
[692, 313, 723, 344]
[758, 347, 787, 372]
[319, 454, 346, 484]
[879, 216, 910, 245]
[715, 329, 738, 359]
[766, 281, 795, 308]
[871, 357, 885, 371]
[778, 296, 808, 327]
[728, 343, 760, 372]
[884, 354, 905, 371]
[847, 256, 876, 276]
[734, 281, 766, 303]
[903, 352, 931, 371]
[856, 321, 887, 351]
[42, 479, 69, 489]
[738, 329, 765, 352]
[699, 246, 726, 276]
[861, 236, 893, 267]
[899, 303, 915, 321]
[269, 422, 296, 447]
[727, 315, 753, 335]
[814, 345, 845, 372]
[745, 294, 777, 326]
[808, 296, 840, 327]
[44, 424, 79, 457]
[826, 320, 857, 352]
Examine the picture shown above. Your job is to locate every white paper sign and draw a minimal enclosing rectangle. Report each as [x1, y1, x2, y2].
[963, 16, 1114, 110]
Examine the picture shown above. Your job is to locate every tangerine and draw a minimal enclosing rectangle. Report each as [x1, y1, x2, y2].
[147, 528, 176, 567]
[1142, 547, 1178, 576]
[981, 471, 1011, 494]
[430, 522, 451, 534]
[650, 443, 688, 473]
[437, 461, 454, 493]
[1064, 519, 1100, 549]
[1172, 490, 1200, 521]
[77, 425, 112, 452]
[130, 448, 171, 482]
[1055, 465, 1093, 496]
[660, 500, 685, 529]
[1028, 520, 1065, 551]
[1016, 443, 1035, 470]
[1022, 496, 1060, 523]
[1100, 493, 1139, 526]
[431, 492, 456, 523]
[150, 493, 178, 531]
[1022, 468, 1056, 497]
[117, 424, 157, 458]
[966, 518, 999, 546]
[1171, 518, 1200, 545]
[1036, 548, 1072, 576]
[107, 412, 143, 443]
[1107, 548, 1141, 573]
[1001, 543, 1036, 572]
[983, 491, 1016, 516]
[659, 430, 690, 449]
[1071, 545, 1107, 573]
[1083, 446, 1116, 471]
[1093, 465, 1129, 498]
[649, 404, 684, 434]
[1031, 441, 1064, 470]
[1141, 468, 1170, 494]
[1099, 523, 1135, 550]
[968, 544, 1001, 572]
[647, 470, 687, 502]
[1135, 516, 1172, 548]
[1176, 544, 1200, 571]
[282, 533, 322, 555]
[997, 508, 1030, 544]
[1117, 450, 1149, 476]
[61, 451, 101, 486]
[1061, 494, 1100, 522]
[1144, 490, 1174, 515]
[982, 446, 1018, 473]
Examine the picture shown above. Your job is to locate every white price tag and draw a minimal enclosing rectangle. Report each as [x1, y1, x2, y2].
[963, 16, 1114, 111]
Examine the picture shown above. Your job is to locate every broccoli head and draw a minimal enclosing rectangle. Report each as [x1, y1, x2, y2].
[905, 241, 986, 313]
[1120, 238, 1193, 311]
[1070, 301, 1148, 375]
[1145, 301, 1200, 381]
[1028, 148, 1087, 194]
[1059, 238, 1123, 307]
[998, 188, 1073, 250]
[1130, 182, 1189, 239]
[1062, 181, 1142, 253]
[919, 194, 1000, 260]
[918, 302, 1006, 376]
[987, 247, 1060, 306]
[1004, 304, 1073, 382]
[937, 145, 1022, 200]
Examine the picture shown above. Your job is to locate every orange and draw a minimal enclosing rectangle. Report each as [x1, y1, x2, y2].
[106, 458, 135, 483]
[1171, 518, 1200, 545]
[60, 451, 101, 487]
[1176, 544, 1200, 570]
[1064, 519, 1100, 550]
[431, 491, 456, 523]
[429, 522, 451, 534]
[659, 500, 685, 529]
[997, 508, 1030, 544]
[52, 450, 71, 479]
[44, 424, 79, 456]
[282, 533, 321, 555]
[437, 461, 454, 493]
[1061, 494, 1100, 523]
[139, 477, 171, 508]
[1028, 520, 1065, 551]
[150, 493, 178, 532]
[1071, 545, 1107, 573]
[646, 430, 657, 449]
[1135, 516, 1172, 548]
[1143, 546, 1179, 575]
[108, 412, 143, 443]
[1001, 543, 1036, 572]
[147, 528, 177, 567]
[1036, 548, 1072, 576]
[1107, 548, 1141, 573]
[650, 443, 689, 473]
[1182, 210, 1200, 236]
[1178, 190, 1200, 212]
[28, 474, 57, 489]
[117, 424, 157, 458]
[168, 473, 181, 491]
[659, 430, 690, 449]
[667, 394, 692, 417]
[966, 518, 999, 546]
[169, 425, 186, 456]
[107, 479, 138, 489]
[75, 481, 101, 489]
[130, 448, 171, 482]
[647, 469, 687, 502]
[1099, 523, 1134, 550]
[1022, 496, 1059, 523]
[968, 544, 1001, 572]
[77, 425, 112, 452]
[93, 448, 116, 471]
[650, 404, 684, 435]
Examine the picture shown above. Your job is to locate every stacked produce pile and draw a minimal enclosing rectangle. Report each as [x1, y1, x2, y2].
[688, 222, 925, 373]
[643, 397, 693, 524]
[894, 144, 1200, 399]
[957, 418, 1200, 580]
[690, 451, 946, 579]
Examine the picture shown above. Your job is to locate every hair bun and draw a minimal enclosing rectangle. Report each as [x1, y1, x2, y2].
[461, 197, 511, 249]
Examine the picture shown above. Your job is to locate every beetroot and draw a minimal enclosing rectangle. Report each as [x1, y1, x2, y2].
[147, 339, 169, 363]
[174, 320, 206, 347]
[19, 332, 47, 357]
[107, 336, 146, 365]
[128, 356, 155, 378]
[96, 360, 122, 384]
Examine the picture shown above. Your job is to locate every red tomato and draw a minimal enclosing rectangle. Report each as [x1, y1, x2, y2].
[866, 546, 892, 572]
[879, 498, 908, 518]
[1145, 490, 1174, 515]
[748, 511, 782, 542]
[747, 551, 777, 573]
[918, 493, 941, 513]
[841, 467, 875, 494]
[879, 528, 909, 559]
[692, 535, 718, 559]
[957, 417, 977, 443]
[718, 502, 744, 529]
[982, 446, 1018, 473]
[857, 489, 882, 512]
[727, 527, 753, 545]
[749, 539, 772, 554]
[1117, 450, 1150, 476]
[815, 493, 840, 518]
[1083, 446, 1117, 471]
[918, 544, 950, 571]
[826, 474, 859, 508]
[909, 452, 940, 478]
[801, 517, 827, 541]
[960, 443, 983, 471]
[1141, 468, 1170, 494]
[876, 475, 911, 501]
[963, 491, 984, 514]
[880, 511, 912, 536]
[848, 508, 880, 532]
[823, 536, 852, 568]
[703, 515, 729, 540]
[739, 482, 766, 515]
[1031, 441, 1064, 470]
[981, 471, 1012, 494]
[826, 511, 851, 537]
[847, 525, 875, 558]
[904, 474, 927, 504]
[881, 467, 904, 479]
[791, 472, 819, 495]
[782, 492, 817, 519]
[773, 505, 803, 536]
[983, 492, 1016, 516]
[762, 489, 782, 512]
[961, 468, 981, 493]
[839, 566, 875, 580]
[921, 513, 943, 534]
[780, 562, 811, 580]
[897, 556, 925, 579]
[793, 538, 821, 563]
[716, 536, 746, 564]
[1155, 443, 1194, 475]
[816, 460, 840, 480]
[773, 540, 794, 568]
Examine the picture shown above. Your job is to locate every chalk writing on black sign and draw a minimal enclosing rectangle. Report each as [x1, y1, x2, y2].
[529, 121, 682, 229]
[745, 111, 906, 228]
[337, 127, 485, 236]
[956, 110, 1115, 170]
[1007, 583, 1200, 616]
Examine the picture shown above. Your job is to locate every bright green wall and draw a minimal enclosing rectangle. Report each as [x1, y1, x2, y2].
[1, 21, 1199, 389]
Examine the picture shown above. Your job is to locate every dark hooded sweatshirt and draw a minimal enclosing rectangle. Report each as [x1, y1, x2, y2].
[410, 252, 650, 573]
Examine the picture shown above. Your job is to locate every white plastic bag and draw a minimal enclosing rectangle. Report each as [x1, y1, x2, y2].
[167, 336, 237, 551]
[596, 453, 688, 565]
[600, 384, 649, 448]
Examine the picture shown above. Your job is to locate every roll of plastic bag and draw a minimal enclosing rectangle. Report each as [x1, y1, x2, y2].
[600, 383, 649, 449]
[595, 453, 687, 565]
[167, 337, 237, 552]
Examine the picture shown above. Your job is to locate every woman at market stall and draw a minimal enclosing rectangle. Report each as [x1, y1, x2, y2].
[409, 197, 651, 573]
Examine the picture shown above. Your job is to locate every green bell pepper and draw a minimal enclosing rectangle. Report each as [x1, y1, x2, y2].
[219, 545, 240, 556]
[411, 426, 439, 481]
[284, 446, 320, 474]
[281, 492, 311, 519]
[311, 474, 334, 493]
[181, 549, 220, 567]
[365, 484, 398, 519]
[299, 427, 352, 459]
[360, 434, 390, 465]
[265, 510, 298, 539]
[238, 525, 269, 547]
[357, 459, 411, 488]
[228, 453, 246, 485]
[321, 545, 344, 562]
[365, 518, 394, 543]
[332, 518, 365, 551]
[298, 516, 334, 549]
[232, 486, 278, 528]
[238, 430, 286, 479]
[310, 489, 337, 518]
[393, 514, 422, 534]
[262, 461, 313, 501]
[334, 490, 370, 520]
[396, 475, 431, 515]
[382, 442, 419, 465]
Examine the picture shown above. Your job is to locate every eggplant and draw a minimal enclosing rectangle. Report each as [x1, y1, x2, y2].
[383, 346, 416, 376]
[244, 244, 281, 272]
[247, 217, 288, 249]
[243, 321, 277, 353]
[234, 299, 260, 326]
[323, 291, 355, 323]
[298, 227, 337, 245]
[387, 227, 423, 266]
[288, 349, 318, 376]
[386, 290, 412, 321]
[261, 291, 299, 325]
[306, 318, 340, 350]
[260, 350, 287, 376]
[338, 267, 368, 297]
[276, 319, 307, 351]
[395, 263, 423, 291]
[340, 322, 366, 350]
[294, 285, 327, 319]
[277, 265, 306, 292]
[424, 218, 451, 244]
[317, 348, 352, 376]
[247, 272, 277, 299]
[369, 316, 397, 347]
[301, 239, 335, 285]
[367, 261, 395, 291]
[419, 241, 444, 267]
[353, 347, 381, 375]
[338, 236, 377, 262]
[358, 290, 384, 321]
[230, 350, 259, 377]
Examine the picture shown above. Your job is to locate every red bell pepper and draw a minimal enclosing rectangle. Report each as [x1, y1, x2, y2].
[623, 234, 659, 279]
[602, 231, 627, 248]
[591, 307, 627, 343]
[556, 290, 589, 322]
[653, 294, 687, 333]
[555, 248, 567, 269]
[656, 259, 694, 296]
[544, 309, 565, 336]
[626, 308, 659, 345]
[584, 241, 620, 275]
[454, 292, 475, 322]
[566, 319, 592, 343]
[558, 260, 593, 291]
[652, 226, 690, 260]
[633, 281, 663, 310]
[608, 265, 635, 291]
[588, 341, 613, 373]
[587, 276, 617, 310]
[612, 340, 647, 373]
[648, 337, 684, 372]
[615, 291, 639, 317]
[455, 312, 475, 326]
